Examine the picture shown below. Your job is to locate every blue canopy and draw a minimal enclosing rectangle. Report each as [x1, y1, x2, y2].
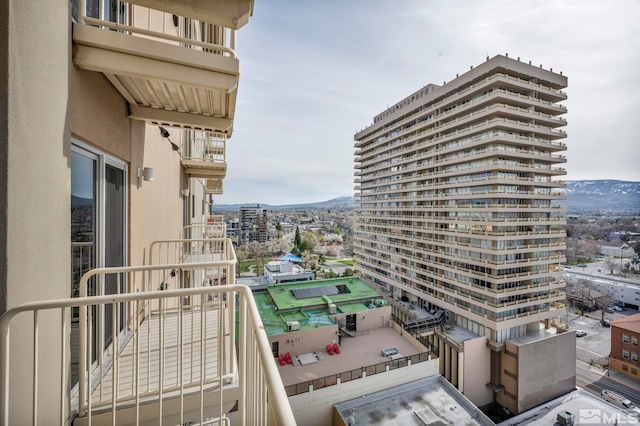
[279, 253, 304, 263]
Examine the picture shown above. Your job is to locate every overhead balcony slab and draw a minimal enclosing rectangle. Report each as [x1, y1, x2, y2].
[127, 0, 254, 30]
[73, 23, 239, 135]
[181, 159, 227, 179]
[205, 179, 224, 194]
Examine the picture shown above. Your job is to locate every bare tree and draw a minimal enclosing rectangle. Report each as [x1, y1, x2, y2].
[603, 256, 617, 275]
[246, 241, 267, 276]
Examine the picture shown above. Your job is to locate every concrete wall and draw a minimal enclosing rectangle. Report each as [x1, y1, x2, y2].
[332, 305, 392, 333]
[289, 358, 439, 426]
[269, 324, 340, 357]
[499, 341, 519, 414]
[392, 322, 429, 352]
[462, 336, 492, 408]
[516, 331, 576, 414]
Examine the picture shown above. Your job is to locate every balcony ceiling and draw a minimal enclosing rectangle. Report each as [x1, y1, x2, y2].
[182, 159, 227, 179]
[127, 0, 254, 30]
[73, 24, 239, 135]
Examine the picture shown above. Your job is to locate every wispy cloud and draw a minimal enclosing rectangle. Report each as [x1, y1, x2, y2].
[217, 0, 640, 205]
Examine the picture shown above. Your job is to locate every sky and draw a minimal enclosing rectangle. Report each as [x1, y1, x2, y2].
[216, 0, 640, 206]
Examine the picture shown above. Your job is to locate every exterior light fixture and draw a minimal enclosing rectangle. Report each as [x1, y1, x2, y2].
[137, 167, 154, 182]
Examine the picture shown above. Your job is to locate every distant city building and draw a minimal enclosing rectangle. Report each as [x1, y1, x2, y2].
[599, 242, 636, 259]
[264, 260, 315, 284]
[226, 218, 239, 240]
[353, 55, 572, 415]
[610, 313, 640, 379]
[565, 274, 640, 310]
[240, 204, 268, 245]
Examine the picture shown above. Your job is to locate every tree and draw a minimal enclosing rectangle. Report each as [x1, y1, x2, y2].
[604, 256, 617, 275]
[294, 226, 302, 248]
[246, 241, 267, 276]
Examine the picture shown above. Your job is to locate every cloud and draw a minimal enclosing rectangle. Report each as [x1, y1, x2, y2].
[215, 0, 640, 205]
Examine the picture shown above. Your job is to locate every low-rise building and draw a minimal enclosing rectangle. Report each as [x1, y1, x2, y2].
[264, 260, 315, 284]
[610, 313, 640, 379]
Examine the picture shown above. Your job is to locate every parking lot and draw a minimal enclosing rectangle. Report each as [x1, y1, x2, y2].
[567, 307, 638, 365]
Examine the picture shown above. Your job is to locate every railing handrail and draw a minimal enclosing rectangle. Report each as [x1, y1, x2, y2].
[0, 284, 295, 425]
[77, 0, 238, 58]
[284, 351, 433, 397]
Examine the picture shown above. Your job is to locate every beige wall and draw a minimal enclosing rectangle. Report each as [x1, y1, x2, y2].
[270, 325, 340, 356]
[129, 124, 186, 268]
[332, 305, 392, 333]
[462, 336, 492, 408]
[392, 322, 429, 352]
[499, 342, 519, 414]
[289, 358, 439, 426]
[1, 0, 71, 422]
[515, 331, 576, 414]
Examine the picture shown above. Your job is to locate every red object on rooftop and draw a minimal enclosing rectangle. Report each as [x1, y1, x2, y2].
[333, 343, 340, 354]
[285, 352, 292, 364]
[327, 344, 334, 355]
[279, 353, 286, 366]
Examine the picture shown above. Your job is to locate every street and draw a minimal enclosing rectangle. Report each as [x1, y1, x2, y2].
[576, 360, 640, 406]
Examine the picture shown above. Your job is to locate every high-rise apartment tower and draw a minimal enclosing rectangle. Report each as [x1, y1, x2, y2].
[353, 55, 573, 414]
[240, 205, 268, 245]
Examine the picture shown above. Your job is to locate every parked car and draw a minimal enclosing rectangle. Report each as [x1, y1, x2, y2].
[614, 306, 623, 312]
[606, 307, 615, 313]
[601, 319, 611, 327]
[576, 330, 587, 337]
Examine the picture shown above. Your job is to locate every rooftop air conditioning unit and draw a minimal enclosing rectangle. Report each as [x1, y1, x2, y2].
[286, 321, 300, 331]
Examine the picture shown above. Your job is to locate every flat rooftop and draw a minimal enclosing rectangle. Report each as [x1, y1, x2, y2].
[508, 326, 565, 346]
[498, 388, 638, 425]
[277, 327, 424, 387]
[253, 278, 383, 335]
[267, 277, 381, 311]
[334, 375, 494, 426]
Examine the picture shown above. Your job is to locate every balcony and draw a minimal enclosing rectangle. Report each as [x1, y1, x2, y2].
[182, 132, 227, 178]
[72, 0, 253, 135]
[1, 237, 295, 425]
[205, 178, 224, 194]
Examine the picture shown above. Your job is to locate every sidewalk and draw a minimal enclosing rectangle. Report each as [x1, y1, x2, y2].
[590, 365, 640, 394]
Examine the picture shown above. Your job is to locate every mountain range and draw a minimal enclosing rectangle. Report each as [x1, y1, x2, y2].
[211, 180, 640, 213]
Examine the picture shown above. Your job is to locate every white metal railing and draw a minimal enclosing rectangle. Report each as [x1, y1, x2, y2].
[0, 284, 295, 425]
[186, 133, 227, 164]
[148, 236, 237, 276]
[76, 0, 237, 58]
[183, 219, 227, 241]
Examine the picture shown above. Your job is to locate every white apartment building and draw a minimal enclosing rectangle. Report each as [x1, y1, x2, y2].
[353, 55, 574, 415]
[1, 0, 294, 424]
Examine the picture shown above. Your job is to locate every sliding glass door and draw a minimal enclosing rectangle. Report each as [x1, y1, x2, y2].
[71, 142, 127, 382]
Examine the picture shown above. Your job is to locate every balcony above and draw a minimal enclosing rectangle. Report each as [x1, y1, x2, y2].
[128, 0, 254, 30]
[182, 132, 227, 178]
[72, 1, 244, 135]
[205, 178, 224, 194]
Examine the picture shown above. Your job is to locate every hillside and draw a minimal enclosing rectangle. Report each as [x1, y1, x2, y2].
[562, 180, 640, 213]
[211, 181, 640, 213]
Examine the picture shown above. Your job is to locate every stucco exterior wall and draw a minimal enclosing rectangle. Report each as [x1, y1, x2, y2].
[1, 0, 71, 421]
[332, 305, 392, 333]
[462, 336, 492, 408]
[269, 324, 340, 356]
[516, 331, 576, 413]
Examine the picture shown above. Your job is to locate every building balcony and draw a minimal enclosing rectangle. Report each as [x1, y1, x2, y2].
[72, 0, 253, 135]
[205, 178, 224, 194]
[1, 237, 295, 425]
[182, 132, 227, 178]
